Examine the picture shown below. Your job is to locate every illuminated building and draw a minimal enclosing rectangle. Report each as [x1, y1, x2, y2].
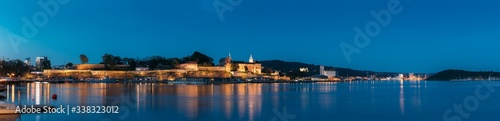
[36, 56, 48, 71]
[320, 65, 337, 78]
[300, 68, 309, 72]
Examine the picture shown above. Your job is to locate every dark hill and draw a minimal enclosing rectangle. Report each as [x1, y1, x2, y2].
[426, 69, 500, 80]
[259, 60, 398, 77]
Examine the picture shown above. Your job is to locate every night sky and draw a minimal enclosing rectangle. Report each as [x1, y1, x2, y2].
[0, 0, 499, 73]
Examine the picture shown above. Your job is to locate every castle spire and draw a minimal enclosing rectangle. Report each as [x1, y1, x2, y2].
[249, 54, 254, 63]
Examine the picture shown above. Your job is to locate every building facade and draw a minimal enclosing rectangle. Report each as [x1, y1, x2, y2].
[319, 65, 337, 78]
[220, 54, 262, 74]
[36, 56, 48, 71]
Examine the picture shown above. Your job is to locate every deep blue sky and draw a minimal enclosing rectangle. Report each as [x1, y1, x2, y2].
[0, 0, 499, 73]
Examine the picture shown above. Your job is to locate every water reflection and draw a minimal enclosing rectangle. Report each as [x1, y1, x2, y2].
[0, 81, 445, 121]
[400, 80, 405, 114]
[0, 114, 20, 121]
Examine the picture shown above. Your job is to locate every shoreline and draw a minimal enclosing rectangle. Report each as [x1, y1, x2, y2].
[4, 80, 345, 84]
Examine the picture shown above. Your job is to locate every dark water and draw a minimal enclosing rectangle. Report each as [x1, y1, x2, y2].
[2, 81, 500, 121]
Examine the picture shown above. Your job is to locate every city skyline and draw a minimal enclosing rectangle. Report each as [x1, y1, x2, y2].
[1, 0, 499, 73]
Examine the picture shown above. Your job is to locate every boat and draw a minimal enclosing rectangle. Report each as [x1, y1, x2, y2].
[64, 78, 77, 83]
[168, 78, 210, 84]
[126, 76, 159, 83]
[246, 76, 274, 82]
[87, 76, 117, 83]
[0, 102, 17, 115]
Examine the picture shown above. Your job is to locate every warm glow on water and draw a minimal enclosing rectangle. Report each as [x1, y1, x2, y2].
[2, 81, 500, 121]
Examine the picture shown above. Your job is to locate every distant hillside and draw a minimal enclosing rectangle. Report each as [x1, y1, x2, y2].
[426, 69, 500, 80]
[259, 60, 398, 77]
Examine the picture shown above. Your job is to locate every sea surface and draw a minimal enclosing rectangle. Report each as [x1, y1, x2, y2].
[2, 80, 500, 121]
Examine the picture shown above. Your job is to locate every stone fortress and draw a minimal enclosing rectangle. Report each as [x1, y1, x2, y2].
[43, 54, 278, 81]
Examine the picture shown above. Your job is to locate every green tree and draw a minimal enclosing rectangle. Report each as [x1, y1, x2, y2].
[102, 54, 116, 70]
[146, 56, 167, 69]
[167, 58, 181, 68]
[183, 51, 214, 66]
[42, 60, 52, 69]
[0, 59, 31, 76]
[286, 71, 309, 79]
[80, 54, 89, 64]
[113, 56, 123, 64]
[123, 58, 137, 70]
[263, 67, 273, 74]
[66, 62, 74, 69]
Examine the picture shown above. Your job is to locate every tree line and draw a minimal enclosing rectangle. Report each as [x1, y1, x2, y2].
[0, 60, 31, 77]
[78, 51, 215, 70]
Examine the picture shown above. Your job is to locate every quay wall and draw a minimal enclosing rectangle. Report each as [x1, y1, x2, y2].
[43, 69, 230, 80]
[198, 66, 226, 71]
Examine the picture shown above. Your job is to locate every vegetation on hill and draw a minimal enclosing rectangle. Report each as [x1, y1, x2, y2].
[259, 60, 398, 77]
[79, 54, 89, 64]
[182, 51, 214, 66]
[426, 69, 500, 80]
[0, 59, 31, 77]
[96, 51, 214, 70]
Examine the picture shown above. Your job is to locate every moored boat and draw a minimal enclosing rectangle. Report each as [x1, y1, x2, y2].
[246, 76, 274, 82]
[168, 78, 210, 84]
[0, 102, 17, 115]
[87, 76, 117, 83]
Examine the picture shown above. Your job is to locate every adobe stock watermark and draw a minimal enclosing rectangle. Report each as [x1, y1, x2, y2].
[0, 27, 30, 53]
[213, 0, 243, 22]
[7, 0, 70, 53]
[339, 0, 408, 63]
[270, 106, 296, 121]
[442, 81, 498, 121]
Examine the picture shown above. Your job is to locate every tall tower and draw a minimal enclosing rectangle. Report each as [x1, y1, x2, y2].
[320, 65, 325, 75]
[225, 53, 233, 72]
[225, 53, 232, 64]
[36, 56, 48, 71]
[249, 54, 254, 63]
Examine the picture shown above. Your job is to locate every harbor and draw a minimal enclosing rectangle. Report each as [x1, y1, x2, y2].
[1, 78, 344, 84]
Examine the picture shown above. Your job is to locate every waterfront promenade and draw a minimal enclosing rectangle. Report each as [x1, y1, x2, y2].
[3, 79, 342, 84]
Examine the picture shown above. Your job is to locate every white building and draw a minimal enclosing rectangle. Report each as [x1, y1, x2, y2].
[300, 68, 309, 72]
[324, 71, 337, 77]
[320, 66, 324, 75]
[319, 65, 337, 78]
[398, 74, 404, 80]
[36, 56, 48, 70]
[24, 57, 31, 66]
[136, 67, 149, 71]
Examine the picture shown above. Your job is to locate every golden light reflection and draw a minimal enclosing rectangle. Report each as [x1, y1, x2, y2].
[11, 84, 15, 102]
[44, 83, 50, 105]
[27, 83, 30, 103]
[35, 82, 40, 105]
[6, 82, 278, 120]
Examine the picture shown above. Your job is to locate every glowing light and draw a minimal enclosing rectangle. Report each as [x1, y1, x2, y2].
[11, 84, 15, 102]
[36, 82, 40, 105]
